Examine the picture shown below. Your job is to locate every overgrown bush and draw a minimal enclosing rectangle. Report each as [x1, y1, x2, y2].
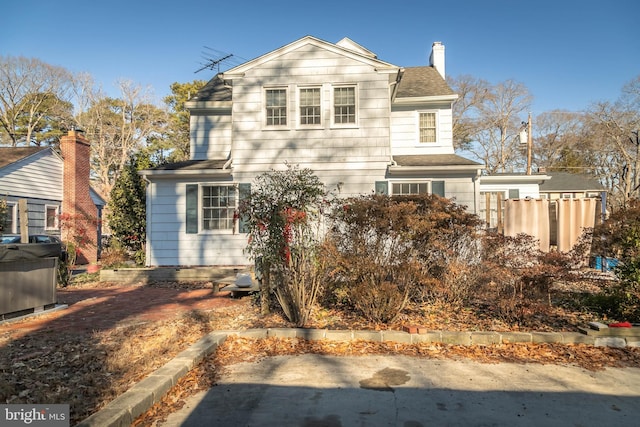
[240, 164, 329, 326]
[476, 231, 587, 323]
[322, 194, 483, 323]
[590, 200, 640, 321]
[57, 241, 76, 287]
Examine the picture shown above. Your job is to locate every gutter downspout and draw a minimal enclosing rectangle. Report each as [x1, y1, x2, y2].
[388, 68, 404, 167]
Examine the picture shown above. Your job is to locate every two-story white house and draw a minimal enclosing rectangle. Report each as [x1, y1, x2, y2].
[141, 36, 483, 267]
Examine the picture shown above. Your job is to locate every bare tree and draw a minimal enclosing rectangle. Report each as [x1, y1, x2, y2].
[75, 80, 167, 197]
[0, 56, 75, 146]
[450, 77, 533, 173]
[534, 110, 589, 172]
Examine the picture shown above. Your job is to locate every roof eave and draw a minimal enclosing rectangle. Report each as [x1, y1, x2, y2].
[139, 169, 233, 179]
[185, 100, 232, 112]
[388, 164, 482, 176]
[394, 94, 459, 105]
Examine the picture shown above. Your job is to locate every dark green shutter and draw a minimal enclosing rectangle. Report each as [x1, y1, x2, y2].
[238, 183, 251, 233]
[432, 181, 445, 197]
[186, 184, 198, 234]
[508, 189, 520, 199]
[375, 181, 388, 195]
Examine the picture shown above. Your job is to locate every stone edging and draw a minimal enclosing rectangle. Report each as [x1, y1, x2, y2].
[76, 328, 640, 426]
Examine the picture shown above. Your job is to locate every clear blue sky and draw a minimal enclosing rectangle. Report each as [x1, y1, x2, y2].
[2, 0, 639, 114]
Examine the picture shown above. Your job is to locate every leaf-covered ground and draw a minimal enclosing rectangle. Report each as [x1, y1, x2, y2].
[1, 277, 638, 426]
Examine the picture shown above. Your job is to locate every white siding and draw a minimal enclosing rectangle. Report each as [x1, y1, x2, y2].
[229, 45, 392, 193]
[390, 103, 455, 156]
[190, 112, 232, 160]
[146, 180, 250, 266]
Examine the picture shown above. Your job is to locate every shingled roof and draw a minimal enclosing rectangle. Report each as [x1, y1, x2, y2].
[0, 147, 49, 169]
[190, 75, 232, 102]
[395, 66, 455, 98]
[393, 154, 482, 167]
[539, 172, 605, 192]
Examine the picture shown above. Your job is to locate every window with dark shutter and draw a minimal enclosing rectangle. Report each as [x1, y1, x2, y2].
[186, 184, 198, 234]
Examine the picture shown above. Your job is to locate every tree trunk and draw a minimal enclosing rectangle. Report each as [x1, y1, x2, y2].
[261, 260, 271, 315]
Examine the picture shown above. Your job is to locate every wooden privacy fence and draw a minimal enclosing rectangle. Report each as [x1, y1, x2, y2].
[503, 198, 599, 252]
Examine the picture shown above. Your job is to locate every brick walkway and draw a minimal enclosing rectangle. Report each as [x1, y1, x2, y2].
[0, 285, 241, 339]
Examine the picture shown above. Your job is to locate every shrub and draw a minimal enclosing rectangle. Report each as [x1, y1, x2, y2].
[591, 200, 640, 321]
[323, 194, 483, 322]
[240, 164, 329, 325]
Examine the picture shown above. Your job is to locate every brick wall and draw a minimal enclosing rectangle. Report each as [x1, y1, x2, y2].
[60, 130, 98, 264]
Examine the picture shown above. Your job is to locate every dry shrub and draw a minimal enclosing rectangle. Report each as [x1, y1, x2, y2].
[322, 194, 483, 322]
[350, 281, 409, 323]
[99, 244, 130, 268]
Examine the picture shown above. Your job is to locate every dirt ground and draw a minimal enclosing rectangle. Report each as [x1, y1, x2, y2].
[1, 278, 639, 426]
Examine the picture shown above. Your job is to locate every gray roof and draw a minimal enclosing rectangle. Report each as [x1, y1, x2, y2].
[539, 172, 605, 192]
[395, 67, 455, 98]
[150, 159, 229, 171]
[393, 154, 482, 167]
[0, 147, 49, 169]
[190, 75, 232, 102]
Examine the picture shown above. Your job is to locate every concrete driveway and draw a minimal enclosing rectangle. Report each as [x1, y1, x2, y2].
[161, 354, 640, 426]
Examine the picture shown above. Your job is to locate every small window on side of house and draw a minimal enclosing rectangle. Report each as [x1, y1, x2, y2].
[419, 112, 437, 143]
[3, 202, 16, 233]
[45, 205, 59, 230]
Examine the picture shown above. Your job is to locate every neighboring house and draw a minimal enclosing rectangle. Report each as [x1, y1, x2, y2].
[141, 36, 483, 267]
[538, 172, 606, 201]
[0, 130, 105, 263]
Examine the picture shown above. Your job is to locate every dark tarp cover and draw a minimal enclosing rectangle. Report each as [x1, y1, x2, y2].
[0, 243, 62, 263]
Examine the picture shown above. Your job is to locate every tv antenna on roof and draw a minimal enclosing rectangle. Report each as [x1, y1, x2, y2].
[195, 47, 234, 74]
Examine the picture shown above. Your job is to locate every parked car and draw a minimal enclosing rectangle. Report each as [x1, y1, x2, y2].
[0, 234, 66, 260]
[1, 234, 62, 244]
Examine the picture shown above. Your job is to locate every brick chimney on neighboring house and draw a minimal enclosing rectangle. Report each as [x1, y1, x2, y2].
[60, 129, 98, 264]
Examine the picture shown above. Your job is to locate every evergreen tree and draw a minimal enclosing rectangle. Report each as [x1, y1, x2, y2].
[106, 154, 150, 263]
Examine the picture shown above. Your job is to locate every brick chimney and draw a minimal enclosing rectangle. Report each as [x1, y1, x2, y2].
[429, 41, 446, 79]
[60, 129, 98, 264]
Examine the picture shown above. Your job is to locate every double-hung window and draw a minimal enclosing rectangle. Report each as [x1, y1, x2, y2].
[266, 88, 287, 126]
[419, 112, 437, 143]
[333, 86, 356, 125]
[299, 87, 321, 125]
[202, 185, 236, 231]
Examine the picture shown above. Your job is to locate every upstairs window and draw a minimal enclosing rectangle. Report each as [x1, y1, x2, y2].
[202, 185, 236, 231]
[299, 87, 321, 125]
[419, 112, 437, 143]
[266, 89, 287, 126]
[333, 86, 356, 124]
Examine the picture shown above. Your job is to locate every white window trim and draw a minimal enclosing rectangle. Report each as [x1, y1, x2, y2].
[263, 87, 290, 130]
[44, 204, 59, 230]
[5, 202, 17, 233]
[390, 179, 432, 196]
[199, 183, 238, 234]
[296, 86, 323, 129]
[416, 110, 440, 145]
[561, 193, 574, 199]
[331, 84, 358, 129]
